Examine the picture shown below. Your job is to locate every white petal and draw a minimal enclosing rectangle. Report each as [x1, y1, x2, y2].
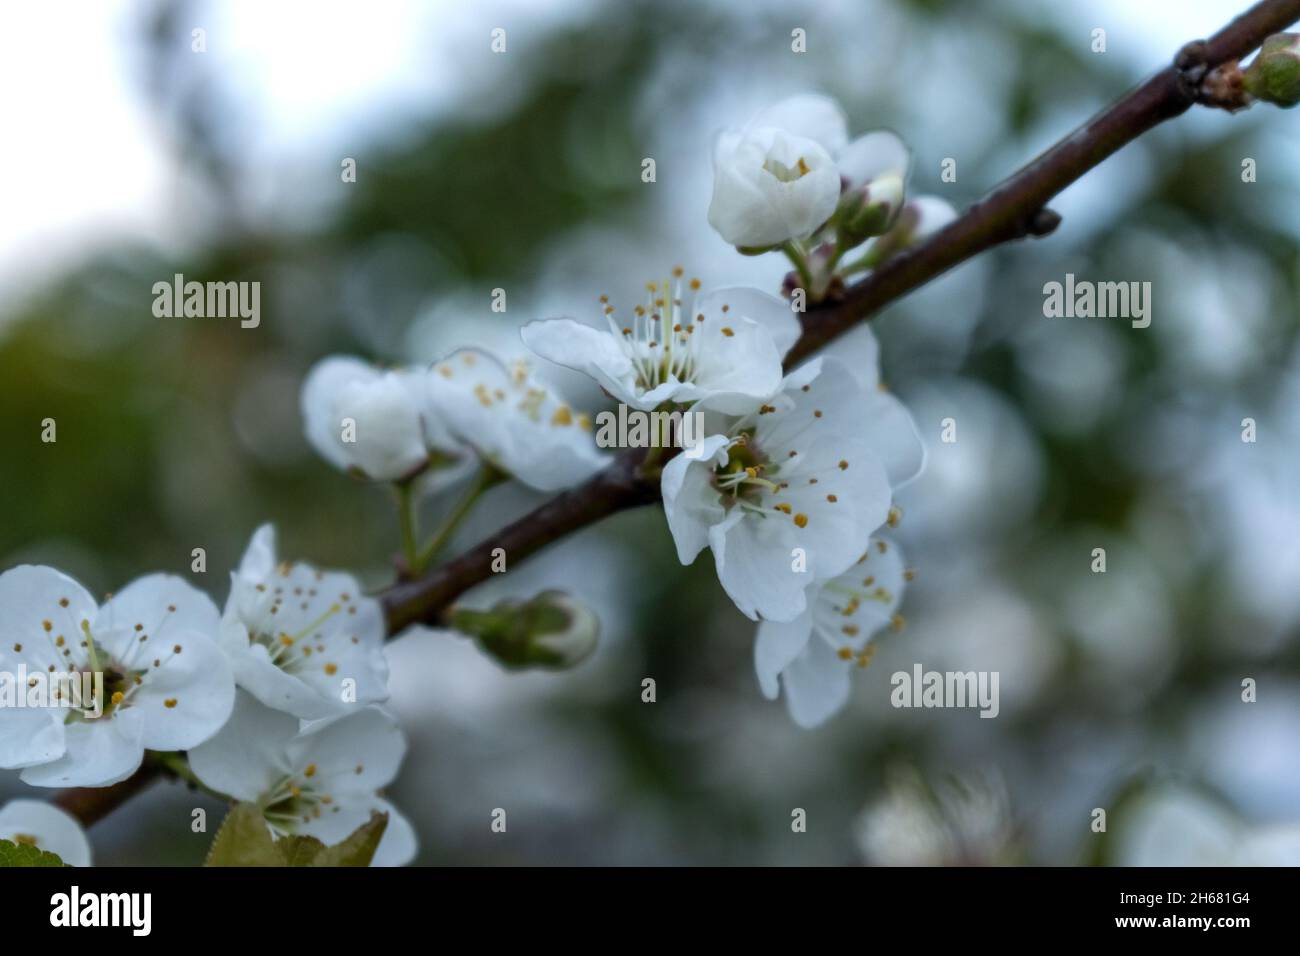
[812, 539, 905, 647]
[238, 524, 277, 580]
[94, 573, 221, 661]
[709, 509, 811, 622]
[429, 349, 608, 492]
[0, 706, 65, 770]
[189, 691, 297, 800]
[837, 130, 910, 189]
[225, 635, 351, 720]
[291, 706, 407, 795]
[369, 797, 418, 867]
[301, 356, 431, 481]
[0, 800, 92, 866]
[301, 356, 377, 472]
[781, 634, 854, 728]
[754, 360, 894, 578]
[860, 390, 926, 489]
[131, 625, 235, 752]
[773, 430, 892, 580]
[815, 323, 880, 391]
[674, 316, 785, 413]
[696, 285, 802, 360]
[0, 565, 99, 673]
[520, 318, 641, 407]
[21, 709, 145, 788]
[754, 609, 814, 698]
[661, 435, 731, 565]
[708, 130, 840, 247]
[751, 94, 849, 153]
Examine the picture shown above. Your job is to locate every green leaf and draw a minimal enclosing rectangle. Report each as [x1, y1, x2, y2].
[205, 803, 389, 867]
[310, 812, 388, 867]
[0, 838, 70, 867]
[204, 802, 281, 867]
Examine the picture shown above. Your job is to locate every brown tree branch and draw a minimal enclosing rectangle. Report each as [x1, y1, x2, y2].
[55, 0, 1300, 828]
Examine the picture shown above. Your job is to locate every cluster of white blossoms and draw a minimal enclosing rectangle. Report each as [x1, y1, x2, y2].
[0, 528, 416, 866]
[301, 349, 609, 495]
[0, 94, 934, 866]
[292, 93, 930, 728]
[708, 94, 956, 300]
[522, 280, 920, 726]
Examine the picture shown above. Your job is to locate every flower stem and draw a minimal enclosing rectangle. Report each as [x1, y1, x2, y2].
[782, 241, 815, 292]
[838, 246, 883, 277]
[413, 466, 504, 571]
[396, 480, 421, 574]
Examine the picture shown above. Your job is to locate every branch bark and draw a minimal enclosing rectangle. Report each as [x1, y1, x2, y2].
[55, 0, 1300, 828]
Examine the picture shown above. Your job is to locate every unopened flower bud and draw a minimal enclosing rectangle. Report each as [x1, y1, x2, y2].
[836, 171, 906, 245]
[1244, 33, 1300, 107]
[451, 591, 599, 670]
[861, 196, 957, 267]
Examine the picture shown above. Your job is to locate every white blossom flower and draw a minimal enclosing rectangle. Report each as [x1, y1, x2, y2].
[708, 95, 845, 248]
[521, 273, 800, 413]
[189, 691, 416, 866]
[0, 566, 234, 788]
[755, 536, 904, 727]
[0, 799, 92, 866]
[427, 348, 610, 492]
[301, 356, 468, 484]
[708, 94, 912, 249]
[218, 525, 389, 721]
[661, 357, 921, 622]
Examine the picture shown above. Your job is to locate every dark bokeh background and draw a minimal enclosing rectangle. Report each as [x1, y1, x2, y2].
[2, 0, 1299, 865]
